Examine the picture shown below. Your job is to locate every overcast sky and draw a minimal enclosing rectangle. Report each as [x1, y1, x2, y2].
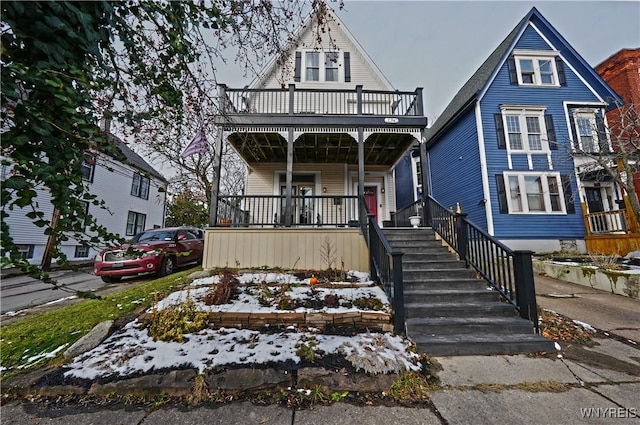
[216, 1, 640, 123]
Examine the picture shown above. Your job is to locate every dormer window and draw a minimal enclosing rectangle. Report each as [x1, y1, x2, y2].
[508, 51, 566, 87]
[305, 52, 320, 81]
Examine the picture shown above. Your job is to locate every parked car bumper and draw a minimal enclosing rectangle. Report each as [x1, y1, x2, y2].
[94, 256, 163, 277]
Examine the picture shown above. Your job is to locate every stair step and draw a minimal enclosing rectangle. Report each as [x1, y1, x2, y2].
[402, 252, 457, 261]
[404, 288, 499, 303]
[404, 301, 516, 318]
[411, 333, 556, 356]
[403, 278, 487, 291]
[404, 269, 476, 280]
[403, 260, 467, 270]
[406, 316, 535, 335]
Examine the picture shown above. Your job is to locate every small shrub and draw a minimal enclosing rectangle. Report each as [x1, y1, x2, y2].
[148, 295, 209, 342]
[296, 335, 323, 362]
[353, 296, 384, 311]
[323, 293, 340, 308]
[204, 268, 239, 305]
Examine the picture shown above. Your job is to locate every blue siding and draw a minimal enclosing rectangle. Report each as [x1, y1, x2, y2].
[478, 26, 601, 241]
[394, 148, 419, 210]
[510, 155, 529, 170]
[429, 108, 487, 229]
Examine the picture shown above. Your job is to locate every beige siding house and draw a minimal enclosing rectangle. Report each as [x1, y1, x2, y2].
[203, 9, 427, 270]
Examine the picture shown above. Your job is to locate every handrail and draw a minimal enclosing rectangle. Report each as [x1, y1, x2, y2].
[391, 199, 422, 227]
[427, 195, 539, 332]
[361, 197, 405, 334]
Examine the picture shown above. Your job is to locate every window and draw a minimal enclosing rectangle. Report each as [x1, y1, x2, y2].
[81, 156, 95, 182]
[411, 156, 423, 200]
[16, 244, 34, 259]
[304, 51, 340, 82]
[126, 211, 146, 236]
[502, 173, 564, 214]
[325, 52, 339, 81]
[515, 55, 559, 86]
[500, 108, 549, 152]
[75, 245, 90, 258]
[571, 109, 609, 153]
[131, 173, 150, 199]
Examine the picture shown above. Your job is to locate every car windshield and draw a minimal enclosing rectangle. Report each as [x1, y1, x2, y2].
[131, 230, 176, 243]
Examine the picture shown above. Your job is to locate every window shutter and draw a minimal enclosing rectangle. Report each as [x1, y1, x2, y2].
[561, 175, 575, 214]
[595, 112, 609, 152]
[496, 175, 508, 213]
[294, 52, 302, 82]
[555, 57, 567, 86]
[344, 52, 351, 83]
[495, 114, 506, 149]
[545, 114, 557, 150]
[507, 57, 518, 85]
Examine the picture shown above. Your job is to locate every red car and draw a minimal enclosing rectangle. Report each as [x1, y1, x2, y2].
[94, 227, 204, 283]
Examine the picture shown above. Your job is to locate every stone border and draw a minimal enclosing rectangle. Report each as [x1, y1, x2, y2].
[139, 310, 393, 331]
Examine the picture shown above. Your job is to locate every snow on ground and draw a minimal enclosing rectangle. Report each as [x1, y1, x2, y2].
[63, 271, 419, 381]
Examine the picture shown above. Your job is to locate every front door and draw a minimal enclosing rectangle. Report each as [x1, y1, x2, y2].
[364, 186, 378, 222]
[585, 188, 604, 213]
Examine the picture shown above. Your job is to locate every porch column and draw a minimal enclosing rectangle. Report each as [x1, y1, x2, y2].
[284, 128, 294, 227]
[419, 133, 432, 226]
[358, 127, 365, 223]
[209, 128, 224, 226]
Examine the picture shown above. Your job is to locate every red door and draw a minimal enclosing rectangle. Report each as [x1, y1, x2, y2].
[364, 186, 378, 222]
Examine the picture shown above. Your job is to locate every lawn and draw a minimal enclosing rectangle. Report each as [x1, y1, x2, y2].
[0, 268, 198, 380]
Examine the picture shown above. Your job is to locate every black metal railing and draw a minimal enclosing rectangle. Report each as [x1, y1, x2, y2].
[390, 199, 422, 227]
[218, 84, 424, 117]
[427, 196, 539, 332]
[361, 198, 405, 334]
[216, 195, 359, 227]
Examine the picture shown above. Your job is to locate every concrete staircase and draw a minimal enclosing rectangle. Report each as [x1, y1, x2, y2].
[384, 228, 555, 356]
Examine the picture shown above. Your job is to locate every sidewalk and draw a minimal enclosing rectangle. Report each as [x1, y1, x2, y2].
[2, 274, 639, 424]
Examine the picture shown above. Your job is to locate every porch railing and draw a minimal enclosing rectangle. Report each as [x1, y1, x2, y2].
[585, 209, 628, 235]
[427, 196, 539, 332]
[219, 84, 424, 117]
[389, 199, 422, 227]
[216, 195, 359, 227]
[362, 198, 405, 334]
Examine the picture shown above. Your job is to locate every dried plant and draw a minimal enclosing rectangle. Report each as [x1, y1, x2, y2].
[204, 268, 240, 305]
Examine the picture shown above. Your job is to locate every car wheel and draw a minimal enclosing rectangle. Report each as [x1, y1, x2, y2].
[101, 276, 121, 283]
[157, 255, 176, 277]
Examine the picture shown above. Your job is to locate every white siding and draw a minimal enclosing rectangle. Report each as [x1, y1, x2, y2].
[3, 155, 166, 265]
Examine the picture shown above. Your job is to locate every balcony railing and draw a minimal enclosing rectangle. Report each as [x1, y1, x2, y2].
[218, 84, 423, 117]
[216, 195, 360, 227]
[585, 209, 628, 235]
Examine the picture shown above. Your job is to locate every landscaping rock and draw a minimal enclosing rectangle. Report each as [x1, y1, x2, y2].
[297, 367, 399, 392]
[64, 320, 114, 359]
[205, 368, 291, 391]
[188, 270, 211, 280]
[89, 369, 197, 397]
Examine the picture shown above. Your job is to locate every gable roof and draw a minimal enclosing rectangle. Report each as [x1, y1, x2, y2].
[107, 134, 167, 183]
[248, 8, 395, 90]
[426, 7, 623, 145]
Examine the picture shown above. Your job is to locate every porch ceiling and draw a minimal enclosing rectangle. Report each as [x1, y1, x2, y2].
[228, 132, 415, 166]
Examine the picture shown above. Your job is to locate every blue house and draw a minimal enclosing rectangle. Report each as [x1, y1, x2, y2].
[422, 7, 623, 254]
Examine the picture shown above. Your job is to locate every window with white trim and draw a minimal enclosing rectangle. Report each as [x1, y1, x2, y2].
[411, 156, 423, 200]
[75, 245, 90, 258]
[515, 55, 559, 86]
[501, 108, 549, 153]
[126, 211, 146, 236]
[570, 108, 609, 153]
[16, 244, 34, 259]
[503, 172, 564, 214]
[304, 51, 340, 82]
[81, 155, 95, 182]
[131, 173, 150, 199]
